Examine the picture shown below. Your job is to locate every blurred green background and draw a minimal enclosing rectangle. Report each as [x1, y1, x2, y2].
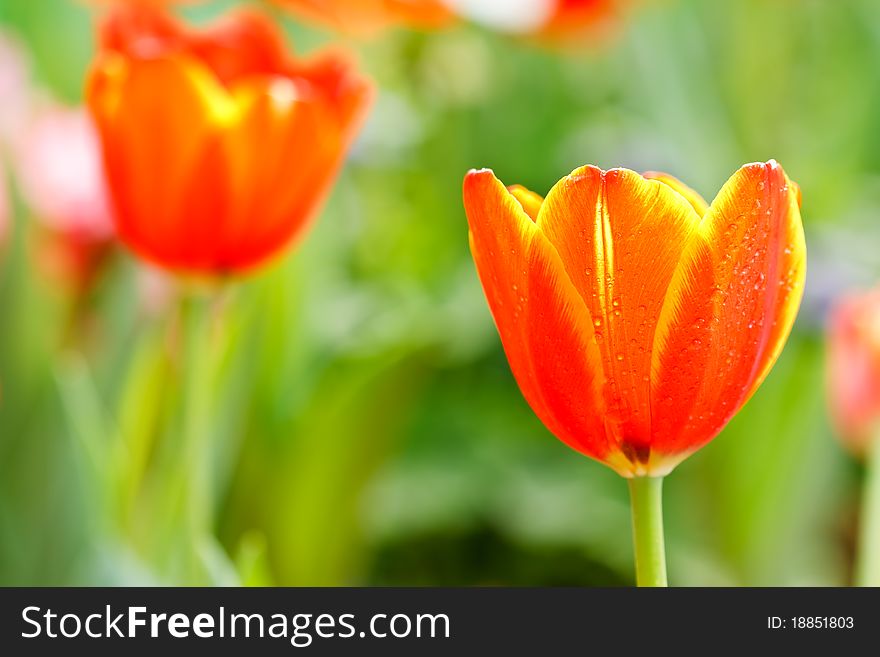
[0, 0, 877, 586]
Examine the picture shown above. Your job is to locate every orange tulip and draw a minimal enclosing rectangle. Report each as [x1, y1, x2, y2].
[87, 4, 373, 275]
[463, 161, 806, 477]
[274, 0, 455, 35]
[827, 288, 880, 454]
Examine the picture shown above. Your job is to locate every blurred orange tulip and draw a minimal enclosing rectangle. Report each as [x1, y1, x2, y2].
[87, 4, 373, 275]
[827, 288, 880, 454]
[463, 161, 806, 477]
[274, 0, 455, 34]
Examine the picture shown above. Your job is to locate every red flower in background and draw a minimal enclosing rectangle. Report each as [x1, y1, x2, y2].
[539, 0, 616, 39]
[463, 161, 806, 477]
[274, 0, 455, 35]
[827, 288, 880, 454]
[448, 0, 617, 41]
[87, 4, 373, 275]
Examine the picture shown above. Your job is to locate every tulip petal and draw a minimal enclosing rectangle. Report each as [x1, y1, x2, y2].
[536, 166, 701, 468]
[507, 185, 543, 221]
[642, 171, 709, 217]
[218, 79, 339, 269]
[463, 169, 615, 466]
[88, 54, 234, 270]
[650, 160, 806, 458]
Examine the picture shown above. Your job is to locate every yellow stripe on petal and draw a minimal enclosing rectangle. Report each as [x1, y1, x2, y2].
[535, 166, 701, 461]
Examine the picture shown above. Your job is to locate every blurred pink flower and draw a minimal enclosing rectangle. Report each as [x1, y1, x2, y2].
[827, 288, 880, 455]
[0, 29, 114, 291]
[14, 107, 114, 242]
[11, 106, 115, 294]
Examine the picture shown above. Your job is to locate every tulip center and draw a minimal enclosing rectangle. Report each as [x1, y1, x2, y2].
[620, 440, 651, 466]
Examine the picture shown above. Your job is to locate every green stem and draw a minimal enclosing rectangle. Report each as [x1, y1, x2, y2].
[179, 294, 215, 548]
[856, 428, 880, 586]
[628, 476, 668, 587]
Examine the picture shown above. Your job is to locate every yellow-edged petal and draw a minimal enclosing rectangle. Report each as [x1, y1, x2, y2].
[463, 169, 617, 467]
[650, 160, 806, 457]
[643, 171, 710, 217]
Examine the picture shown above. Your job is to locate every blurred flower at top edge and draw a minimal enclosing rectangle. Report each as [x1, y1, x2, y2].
[87, 3, 374, 276]
[445, 0, 618, 42]
[272, 0, 456, 35]
[827, 288, 880, 455]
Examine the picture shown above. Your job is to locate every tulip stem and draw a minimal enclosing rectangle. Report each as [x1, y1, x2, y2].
[628, 476, 668, 587]
[856, 428, 880, 586]
[179, 293, 214, 546]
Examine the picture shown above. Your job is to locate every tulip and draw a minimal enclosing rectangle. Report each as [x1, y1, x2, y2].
[826, 288, 880, 586]
[87, 4, 373, 275]
[273, 0, 455, 35]
[85, 5, 372, 578]
[463, 161, 806, 585]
